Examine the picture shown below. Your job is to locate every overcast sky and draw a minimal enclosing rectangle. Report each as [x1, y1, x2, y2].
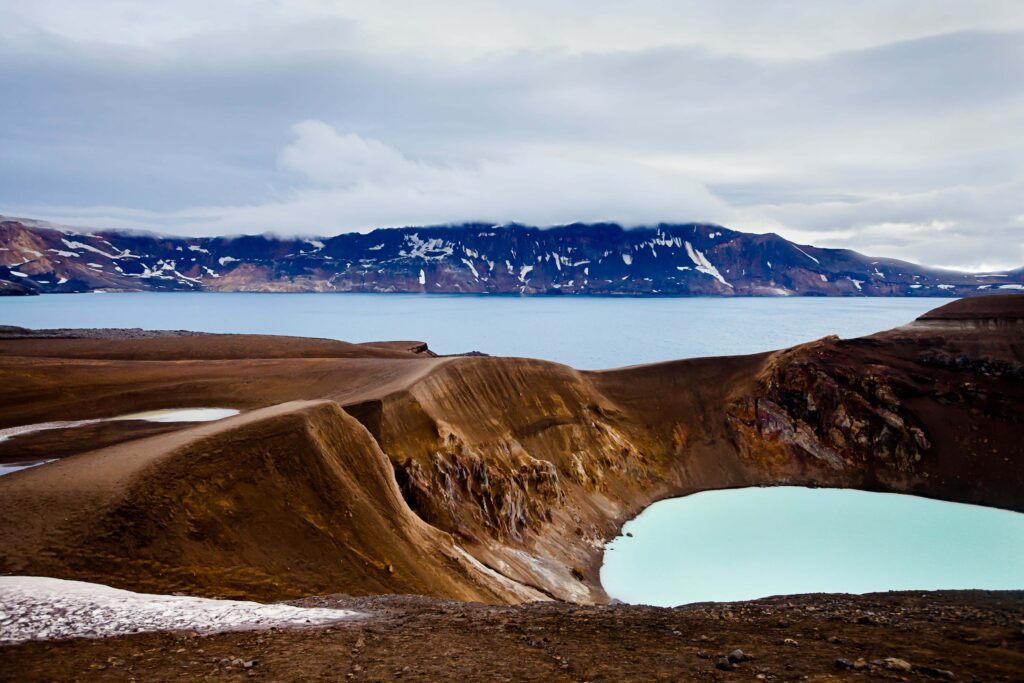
[2, 1, 1022, 270]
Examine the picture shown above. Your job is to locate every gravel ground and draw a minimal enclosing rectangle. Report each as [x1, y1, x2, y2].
[1, 590, 1021, 681]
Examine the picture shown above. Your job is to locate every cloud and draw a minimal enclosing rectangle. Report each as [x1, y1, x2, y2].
[4, 0, 1023, 59]
[746, 181, 1024, 271]
[267, 120, 733, 230]
[279, 121, 427, 188]
[0, 3, 1022, 269]
[27, 120, 731, 235]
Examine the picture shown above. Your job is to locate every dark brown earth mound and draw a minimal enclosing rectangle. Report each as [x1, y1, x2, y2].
[0, 330, 432, 361]
[918, 294, 1024, 320]
[0, 295, 1020, 605]
[2, 591, 1022, 681]
[0, 325, 208, 339]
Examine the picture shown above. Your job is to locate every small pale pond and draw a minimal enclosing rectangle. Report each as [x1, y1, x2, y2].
[600, 487, 1024, 606]
[108, 408, 240, 423]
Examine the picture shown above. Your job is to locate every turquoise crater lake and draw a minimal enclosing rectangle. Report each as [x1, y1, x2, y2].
[600, 487, 1024, 607]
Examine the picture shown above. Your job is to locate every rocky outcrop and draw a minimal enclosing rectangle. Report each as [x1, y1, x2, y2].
[2, 217, 1021, 296]
[0, 275, 37, 296]
[724, 297, 1023, 509]
[728, 338, 932, 476]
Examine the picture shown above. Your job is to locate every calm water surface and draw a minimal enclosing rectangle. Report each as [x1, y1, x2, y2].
[0, 293, 951, 368]
[601, 487, 1024, 606]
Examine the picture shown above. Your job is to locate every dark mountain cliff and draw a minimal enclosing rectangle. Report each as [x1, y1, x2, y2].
[1, 218, 1020, 296]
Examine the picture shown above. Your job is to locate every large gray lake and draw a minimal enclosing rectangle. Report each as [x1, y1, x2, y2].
[0, 293, 951, 369]
[601, 488, 1024, 606]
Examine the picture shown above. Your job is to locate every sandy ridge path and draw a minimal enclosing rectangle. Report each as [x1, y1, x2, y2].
[0, 339, 462, 494]
[0, 401, 340, 567]
[0, 395, 548, 603]
[0, 400, 332, 494]
[0, 353, 455, 428]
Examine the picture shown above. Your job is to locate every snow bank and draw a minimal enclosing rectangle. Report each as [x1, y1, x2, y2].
[0, 410, 240, 467]
[684, 241, 731, 287]
[0, 460, 55, 477]
[0, 577, 361, 644]
[0, 420, 102, 443]
[109, 408, 239, 423]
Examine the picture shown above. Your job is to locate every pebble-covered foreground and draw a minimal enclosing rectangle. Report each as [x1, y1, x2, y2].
[0, 577, 361, 644]
[2, 590, 1022, 681]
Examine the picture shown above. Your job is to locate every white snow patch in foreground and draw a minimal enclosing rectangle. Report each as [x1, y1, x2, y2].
[0, 577, 360, 644]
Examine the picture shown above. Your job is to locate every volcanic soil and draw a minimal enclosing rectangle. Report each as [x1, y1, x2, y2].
[0, 295, 1022, 680]
[2, 591, 1022, 681]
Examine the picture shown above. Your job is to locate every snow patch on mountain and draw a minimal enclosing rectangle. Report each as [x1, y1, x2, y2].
[792, 245, 820, 265]
[685, 241, 731, 287]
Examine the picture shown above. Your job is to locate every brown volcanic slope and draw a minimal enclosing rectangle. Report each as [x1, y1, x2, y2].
[0, 295, 1021, 605]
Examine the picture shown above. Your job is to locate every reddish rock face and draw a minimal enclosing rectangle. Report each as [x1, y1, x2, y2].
[725, 297, 1023, 510]
[2, 218, 1021, 296]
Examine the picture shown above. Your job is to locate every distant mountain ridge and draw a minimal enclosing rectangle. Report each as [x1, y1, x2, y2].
[1, 217, 1021, 297]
